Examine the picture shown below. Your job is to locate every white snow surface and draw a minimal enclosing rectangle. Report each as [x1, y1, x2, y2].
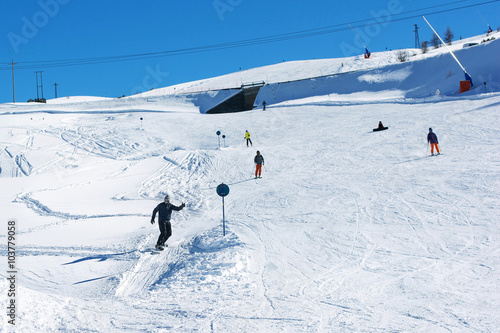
[1, 33, 500, 332]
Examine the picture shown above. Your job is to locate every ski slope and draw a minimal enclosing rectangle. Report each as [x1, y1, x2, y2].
[1, 33, 500, 332]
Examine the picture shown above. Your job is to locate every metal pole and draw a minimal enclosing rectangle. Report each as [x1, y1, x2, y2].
[35, 71, 44, 100]
[35, 72, 39, 100]
[216, 182, 230, 236]
[222, 196, 226, 236]
[413, 24, 420, 49]
[40, 72, 44, 99]
[349, 24, 367, 49]
[9, 60, 17, 103]
[476, 10, 490, 27]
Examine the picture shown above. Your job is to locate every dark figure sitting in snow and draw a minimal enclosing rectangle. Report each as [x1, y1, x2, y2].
[373, 121, 388, 132]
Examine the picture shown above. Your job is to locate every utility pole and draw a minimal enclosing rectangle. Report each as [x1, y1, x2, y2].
[8, 60, 17, 103]
[35, 71, 44, 100]
[54, 82, 58, 99]
[413, 24, 421, 49]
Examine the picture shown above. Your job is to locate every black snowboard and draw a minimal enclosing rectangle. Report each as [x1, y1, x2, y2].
[373, 127, 388, 132]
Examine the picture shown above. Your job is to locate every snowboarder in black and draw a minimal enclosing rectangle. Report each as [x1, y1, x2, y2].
[151, 195, 185, 250]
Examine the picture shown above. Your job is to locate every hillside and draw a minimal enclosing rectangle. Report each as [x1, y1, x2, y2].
[138, 32, 500, 102]
[2, 32, 498, 115]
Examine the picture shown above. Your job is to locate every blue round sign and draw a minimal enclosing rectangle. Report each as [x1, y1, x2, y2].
[216, 131, 221, 136]
[216, 183, 230, 197]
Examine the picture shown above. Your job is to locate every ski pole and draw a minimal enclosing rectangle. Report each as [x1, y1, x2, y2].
[426, 142, 429, 156]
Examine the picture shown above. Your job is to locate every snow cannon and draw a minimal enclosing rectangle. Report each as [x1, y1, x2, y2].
[423, 16, 474, 94]
[364, 48, 371, 59]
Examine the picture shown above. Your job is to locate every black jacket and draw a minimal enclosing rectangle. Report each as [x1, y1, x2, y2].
[152, 202, 183, 223]
[427, 132, 438, 144]
[254, 154, 264, 165]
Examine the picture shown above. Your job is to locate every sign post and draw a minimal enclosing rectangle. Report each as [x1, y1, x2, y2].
[216, 183, 230, 236]
[216, 130, 221, 148]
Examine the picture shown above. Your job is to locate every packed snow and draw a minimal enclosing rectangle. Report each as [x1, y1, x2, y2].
[1, 33, 499, 332]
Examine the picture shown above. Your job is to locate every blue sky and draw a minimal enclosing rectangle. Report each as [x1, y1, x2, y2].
[1, 0, 499, 103]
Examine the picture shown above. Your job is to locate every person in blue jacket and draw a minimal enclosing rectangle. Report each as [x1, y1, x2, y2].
[151, 195, 185, 250]
[427, 128, 440, 155]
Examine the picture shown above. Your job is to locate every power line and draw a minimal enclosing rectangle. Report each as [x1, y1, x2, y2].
[15, 0, 477, 67]
[1, 0, 498, 71]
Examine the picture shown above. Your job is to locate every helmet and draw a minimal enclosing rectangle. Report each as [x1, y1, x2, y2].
[429, 128, 433, 132]
[164, 195, 170, 202]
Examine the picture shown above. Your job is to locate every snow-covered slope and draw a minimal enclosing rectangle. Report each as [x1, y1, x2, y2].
[0, 32, 499, 332]
[0, 94, 198, 115]
[2, 32, 498, 115]
[137, 32, 500, 100]
[255, 36, 500, 106]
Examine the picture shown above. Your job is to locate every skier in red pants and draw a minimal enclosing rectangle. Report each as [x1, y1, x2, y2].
[254, 151, 264, 178]
[427, 128, 440, 155]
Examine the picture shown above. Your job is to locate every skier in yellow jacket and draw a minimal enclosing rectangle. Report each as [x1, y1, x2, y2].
[244, 130, 252, 147]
